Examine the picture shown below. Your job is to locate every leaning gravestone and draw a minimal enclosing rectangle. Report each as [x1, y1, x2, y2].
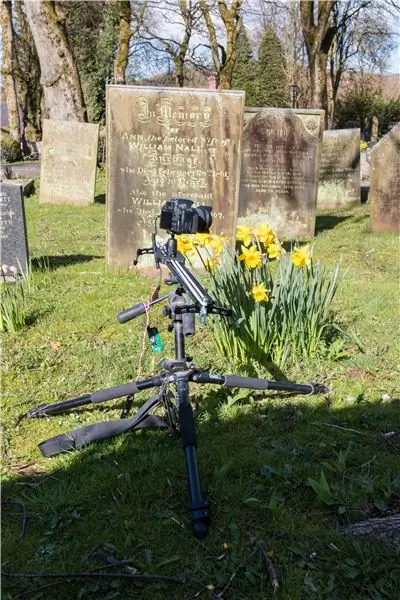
[106, 85, 245, 270]
[39, 119, 99, 205]
[0, 182, 29, 277]
[317, 129, 360, 210]
[239, 108, 324, 237]
[369, 122, 400, 233]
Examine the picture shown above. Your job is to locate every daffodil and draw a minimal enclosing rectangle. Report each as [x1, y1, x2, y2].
[194, 232, 213, 247]
[292, 244, 312, 268]
[255, 223, 275, 246]
[267, 241, 285, 260]
[208, 233, 225, 255]
[177, 235, 195, 256]
[250, 283, 269, 302]
[236, 225, 253, 247]
[238, 244, 263, 269]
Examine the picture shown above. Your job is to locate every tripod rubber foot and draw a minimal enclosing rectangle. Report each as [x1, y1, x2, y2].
[190, 500, 210, 538]
[192, 521, 208, 538]
[311, 383, 330, 395]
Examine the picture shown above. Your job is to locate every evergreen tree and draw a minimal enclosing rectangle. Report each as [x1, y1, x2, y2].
[231, 26, 258, 106]
[255, 27, 288, 107]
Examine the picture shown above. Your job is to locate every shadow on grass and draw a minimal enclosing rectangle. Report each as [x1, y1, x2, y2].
[315, 214, 351, 235]
[2, 393, 400, 600]
[31, 254, 103, 271]
[94, 193, 105, 204]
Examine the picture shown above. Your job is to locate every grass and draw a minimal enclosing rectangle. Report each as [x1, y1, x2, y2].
[1, 179, 400, 600]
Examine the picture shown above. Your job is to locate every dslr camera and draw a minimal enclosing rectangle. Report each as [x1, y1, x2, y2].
[159, 198, 212, 235]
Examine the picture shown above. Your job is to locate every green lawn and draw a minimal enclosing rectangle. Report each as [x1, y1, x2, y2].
[2, 181, 400, 600]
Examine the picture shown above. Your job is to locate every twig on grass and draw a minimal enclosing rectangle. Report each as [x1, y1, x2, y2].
[311, 421, 369, 436]
[1, 500, 27, 539]
[2, 570, 185, 584]
[258, 541, 279, 593]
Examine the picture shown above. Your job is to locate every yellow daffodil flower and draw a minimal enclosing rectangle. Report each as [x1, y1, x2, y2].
[238, 244, 263, 269]
[250, 283, 269, 302]
[255, 223, 275, 246]
[209, 234, 225, 255]
[267, 241, 285, 260]
[177, 235, 195, 256]
[194, 232, 213, 247]
[292, 244, 312, 268]
[236, 225, 253, 247]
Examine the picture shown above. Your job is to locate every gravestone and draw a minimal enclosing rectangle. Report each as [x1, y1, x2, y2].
[40, 119, 99, 205]
[369, 122, 400, 233]
[238, 108, 324, 237]
[0, 182, 29, 277]
[317, 129, 360, 210]
[106, 85, 245, 270]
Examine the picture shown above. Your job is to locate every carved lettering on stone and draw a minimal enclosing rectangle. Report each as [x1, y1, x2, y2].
[239, 108, 324, 237]
[106, 85, 245, 270]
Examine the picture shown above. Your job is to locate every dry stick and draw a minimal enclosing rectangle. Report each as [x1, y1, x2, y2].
[259, 544, 279, 593]
[1, 500, 27, 539]
[2, 571, 185, 584]
[311, 421, 369, 436]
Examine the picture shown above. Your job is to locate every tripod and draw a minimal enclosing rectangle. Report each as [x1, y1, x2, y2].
[28, 233, 329, 538]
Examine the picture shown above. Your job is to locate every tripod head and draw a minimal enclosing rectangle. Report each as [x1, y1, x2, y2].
[118, 229, 232, 328]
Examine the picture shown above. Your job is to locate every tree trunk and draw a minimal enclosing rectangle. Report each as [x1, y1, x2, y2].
[200, 0, 242, 89]
[14, 1, 42, 152]
[1, 0, 21, 142]
[300, 0, 337, 126]
[113, 1, 132, 84]
[23, 0, 87, 122]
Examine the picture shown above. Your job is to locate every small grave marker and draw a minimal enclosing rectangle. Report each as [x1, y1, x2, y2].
[40, 119, 99, 205]
[369, 122, 400, 233]
[0, 182, 29, 277]
[317, 129, 360, 210]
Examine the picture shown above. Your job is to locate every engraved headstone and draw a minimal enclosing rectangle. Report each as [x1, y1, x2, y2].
[317, 129, 360, 210]
[106, 85, 245, 270]
[40, 119, 99, 205]
[369, 122, 400, 233]
[239, 108, 324, 237]
[0, 182, 29, 277]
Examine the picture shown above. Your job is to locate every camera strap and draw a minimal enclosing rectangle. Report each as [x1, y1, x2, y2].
[38, 395, 169, 457]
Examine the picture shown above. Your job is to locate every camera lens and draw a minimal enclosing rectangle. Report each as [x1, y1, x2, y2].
[195, 206, 213, 233]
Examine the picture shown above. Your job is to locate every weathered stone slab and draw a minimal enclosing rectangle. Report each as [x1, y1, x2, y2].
[0, 182, 29, 277]
[39, 119, 99, 205]
[2, 179, 35, 196]
[317, 129, 360, 210]
[238, 108, 324, 237]
[106, 85, 245, 270]
[369, 122, 400, 233]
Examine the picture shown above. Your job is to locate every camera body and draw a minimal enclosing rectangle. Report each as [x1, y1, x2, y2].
[159, 198, 212, 235]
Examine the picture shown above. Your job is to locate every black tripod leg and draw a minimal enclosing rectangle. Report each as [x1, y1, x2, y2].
[192, 373, 329, 395]
[27, 376, 164, 418]
[176, 379, 210, 538]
